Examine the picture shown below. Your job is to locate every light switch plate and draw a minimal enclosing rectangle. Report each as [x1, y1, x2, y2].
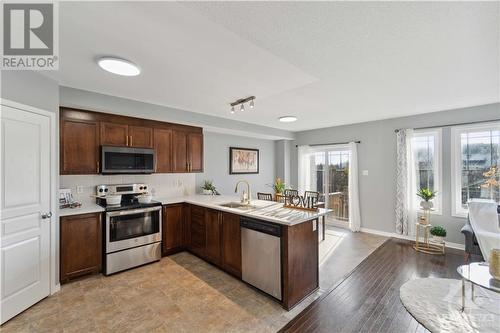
[362, 170, 369, 176]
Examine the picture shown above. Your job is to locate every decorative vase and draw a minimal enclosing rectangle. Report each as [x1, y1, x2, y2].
[490, 249, 500, 280]
[202, 189, 212, 195]
[420, 200, 433, 210]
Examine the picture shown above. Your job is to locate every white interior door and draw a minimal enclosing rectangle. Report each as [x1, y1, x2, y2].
[1, 104, 51, 324]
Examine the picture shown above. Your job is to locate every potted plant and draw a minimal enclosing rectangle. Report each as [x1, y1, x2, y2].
[201, 180, 219, 195]
[416, 187, 437, 210]
[268, 177, 286, 195]
[430, 225, 446, 242]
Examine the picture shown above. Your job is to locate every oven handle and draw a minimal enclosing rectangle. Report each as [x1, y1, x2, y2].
[106, 206, 162, 217]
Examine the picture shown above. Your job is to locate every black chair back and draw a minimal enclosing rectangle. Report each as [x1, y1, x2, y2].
[257, 192, 273, 201]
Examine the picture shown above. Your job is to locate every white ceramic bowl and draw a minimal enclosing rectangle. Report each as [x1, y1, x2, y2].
[138, 194, 152, 204]
[106, 194, 122, 205]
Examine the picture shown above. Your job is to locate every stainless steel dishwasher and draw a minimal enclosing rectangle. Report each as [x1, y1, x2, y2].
[241, 217, 282, 301]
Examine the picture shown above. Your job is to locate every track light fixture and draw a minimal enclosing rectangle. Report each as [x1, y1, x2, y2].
[229, 96, 255, 114]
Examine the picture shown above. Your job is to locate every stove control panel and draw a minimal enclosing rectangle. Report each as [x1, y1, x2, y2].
[96, 184, 149, 197]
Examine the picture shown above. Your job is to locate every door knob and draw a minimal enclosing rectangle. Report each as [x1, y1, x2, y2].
[41, 212, 52, 219]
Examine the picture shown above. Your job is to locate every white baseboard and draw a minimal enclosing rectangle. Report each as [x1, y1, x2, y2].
[359, 227, 465, 251]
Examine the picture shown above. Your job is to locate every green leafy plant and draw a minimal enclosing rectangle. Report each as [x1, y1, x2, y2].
[268, 177, 286, 194]
[416, 187, 437, 202]
[202, 180, 219, 195]
[430, 225, 447, 237]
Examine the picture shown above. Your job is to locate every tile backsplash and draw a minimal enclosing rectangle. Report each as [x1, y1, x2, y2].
[60, 174, 196, 204]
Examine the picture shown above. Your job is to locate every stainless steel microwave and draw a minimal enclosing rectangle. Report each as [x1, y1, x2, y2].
[101, 146, 155, 174]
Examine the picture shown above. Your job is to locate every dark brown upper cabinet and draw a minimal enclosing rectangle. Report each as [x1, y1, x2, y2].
[60, 117, 100, 174]
[100, 122, 128, 146]
[128, 125, 153, 148]
[172, 131, 204, 173]
[188, 133, 203, 172]
[60, 107, 203, 175]
[154, 128, 172, 173]
[100, 123, 153, 148]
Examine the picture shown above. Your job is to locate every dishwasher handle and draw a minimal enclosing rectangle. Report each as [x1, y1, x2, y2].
[240, 217, 281, 237]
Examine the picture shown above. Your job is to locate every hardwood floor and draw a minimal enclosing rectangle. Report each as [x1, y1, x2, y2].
[280, 238, 464, 333]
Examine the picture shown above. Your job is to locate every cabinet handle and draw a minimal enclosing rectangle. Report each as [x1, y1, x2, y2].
[126, 135, 129, 146]
[130, 136, 133, 146]
[97, 160, 100, 173]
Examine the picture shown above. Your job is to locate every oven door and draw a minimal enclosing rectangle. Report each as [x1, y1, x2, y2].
[101, 146, 155, 174]
[106, 206, 162, 253]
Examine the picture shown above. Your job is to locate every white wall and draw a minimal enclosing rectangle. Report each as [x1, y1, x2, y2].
[195, 131, 276, 197]
[291, 103, 500, 244]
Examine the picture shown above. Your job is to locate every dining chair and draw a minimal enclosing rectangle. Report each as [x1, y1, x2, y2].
[284, 189, 299, 197]
[257, 192, 273, 201]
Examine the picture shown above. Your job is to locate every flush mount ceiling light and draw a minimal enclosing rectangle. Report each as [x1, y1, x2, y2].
[229, 96, 255, 115]
[279, 116, 298, 123]
[97, 57, 140, 76]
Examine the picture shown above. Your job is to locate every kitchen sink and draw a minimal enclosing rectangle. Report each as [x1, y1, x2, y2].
[218, 202, 257, 211]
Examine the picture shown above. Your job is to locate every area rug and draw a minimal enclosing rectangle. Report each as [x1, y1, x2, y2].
[400, 278, 500, 333]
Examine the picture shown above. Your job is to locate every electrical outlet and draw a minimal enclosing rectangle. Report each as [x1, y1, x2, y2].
[76, 185, 84, 194]
[362, 170, 369, 176]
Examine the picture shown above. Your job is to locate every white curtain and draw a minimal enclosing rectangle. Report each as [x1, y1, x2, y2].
[348, 142, 361, 232]
[297, 145, 312, 193]
[395, 129, 418, 236]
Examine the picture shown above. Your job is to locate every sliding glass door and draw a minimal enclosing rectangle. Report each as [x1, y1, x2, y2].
[310, 147, 351, 223]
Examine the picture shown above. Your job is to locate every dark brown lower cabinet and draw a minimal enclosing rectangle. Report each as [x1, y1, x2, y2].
[204, 209, 222, 266]
[162, 204, 184, 255]
[60, 213, 102, 283]
[221, 212, 242, 278]
[189, 205, 206, 257]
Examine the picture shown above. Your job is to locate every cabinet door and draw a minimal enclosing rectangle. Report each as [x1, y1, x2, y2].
[172, 130, 188, 172]
[129, 125, 153, 148]
[222, 212, 242, 277]
[205, 209, 221, 266]
[60, 213, 102, 283]
[154, 128, 172, 173]
[61, 118, 99, 174]
[162, 204, 183, 255]
[100, 122, 128, 146]
[190, 205, 206, 257]
[188, 133, 203, 172]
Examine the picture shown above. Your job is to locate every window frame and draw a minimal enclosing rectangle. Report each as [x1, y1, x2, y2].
[412, 128, 443, 215]
[451, 121, 500, 218]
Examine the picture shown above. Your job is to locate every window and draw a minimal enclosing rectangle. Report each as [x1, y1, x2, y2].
[451, 122, 500, 217]
[412, 129, 442, 214]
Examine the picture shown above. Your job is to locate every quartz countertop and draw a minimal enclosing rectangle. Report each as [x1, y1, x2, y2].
[154, 194, 330, 226]
[59, 203, 105, 217]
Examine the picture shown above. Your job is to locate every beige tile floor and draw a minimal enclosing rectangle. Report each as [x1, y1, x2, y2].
[1, 225, 387, 333]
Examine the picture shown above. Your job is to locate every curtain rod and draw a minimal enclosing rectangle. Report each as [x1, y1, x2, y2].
[295, 140, 360, 148]
[394, 119, 500, 133]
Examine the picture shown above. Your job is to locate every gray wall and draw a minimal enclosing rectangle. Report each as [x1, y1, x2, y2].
[275, 140, 291, 185]
[196, 131, 275, 197]
[291, 103, 500, 244]
[1, 71, 59, 112]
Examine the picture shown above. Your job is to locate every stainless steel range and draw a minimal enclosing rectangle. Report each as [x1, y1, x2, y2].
[96, 184, 162, 275]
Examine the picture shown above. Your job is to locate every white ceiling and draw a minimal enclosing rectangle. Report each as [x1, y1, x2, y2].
[47, 1, 499, 132]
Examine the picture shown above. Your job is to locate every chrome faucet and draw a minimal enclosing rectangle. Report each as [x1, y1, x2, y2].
[234, 180, 251, 205]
